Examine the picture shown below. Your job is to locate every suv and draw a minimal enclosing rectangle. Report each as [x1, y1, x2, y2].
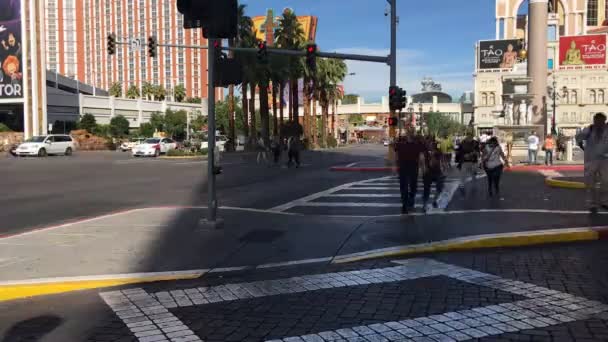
[15, 135, 75, 157]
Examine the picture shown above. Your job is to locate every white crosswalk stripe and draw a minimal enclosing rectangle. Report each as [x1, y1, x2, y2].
[270, 175, 460, 215]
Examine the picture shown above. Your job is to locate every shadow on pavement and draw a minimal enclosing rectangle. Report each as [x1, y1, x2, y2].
[1, 315, 62, 342]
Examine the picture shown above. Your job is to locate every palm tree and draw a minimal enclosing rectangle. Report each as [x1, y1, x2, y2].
[275, 8, 305, 123]
[269, 54, 289, 137]
[109, 82, 122, 97]
[173, 84, 186, 102]
[235, 4, 255, 145]
[126, 85, 140, 99]
[141, 82, 154, 100]
[314, 58, 347, 146]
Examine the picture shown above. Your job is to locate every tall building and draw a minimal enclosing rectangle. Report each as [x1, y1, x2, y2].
[43, 0, 216, 100]
[474, 0, 608, 137]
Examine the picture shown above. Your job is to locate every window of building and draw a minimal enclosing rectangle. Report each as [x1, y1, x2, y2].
[588, 0, 599, 26]
[481, 80, 487, 87]
[570, 112, 577, 122]
[599, 90, 605, 104]
[489, 93, 496, 106]
[547, 25, 557, 41]
[570, 90, 577, 104]
[600, 77, 605, 83]
[481, 93, 488, 106]
[590, 90, 597, 104]
[561, 112, 568, 122]
[562, 90, 569, 104]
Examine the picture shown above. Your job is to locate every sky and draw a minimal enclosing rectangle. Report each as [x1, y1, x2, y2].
[240, 0, 496, 102]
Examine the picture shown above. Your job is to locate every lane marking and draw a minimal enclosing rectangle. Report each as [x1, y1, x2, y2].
[99, 258, 608, 342]
[345, 162, 358, 167]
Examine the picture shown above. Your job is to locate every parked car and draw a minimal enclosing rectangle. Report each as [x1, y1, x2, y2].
[15, 134, 75, 157]
[132, 137, 177, 157]
[201, 134, 228, 152]
[120, 138, 146, 152]
[382, 139, 389, 147]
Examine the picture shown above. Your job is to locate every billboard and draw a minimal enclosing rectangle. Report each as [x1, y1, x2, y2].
[0, 0, 23, 99]
[559, 35, 606, 68]
[478, 39, 521, 69]
[252, 9, 318, 45]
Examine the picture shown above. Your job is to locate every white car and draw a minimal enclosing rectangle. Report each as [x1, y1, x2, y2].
[15, 134, 75, 157]
[132, 137, 177, 157]
[201, 135, 228, 152]
[120, 138, 146, 152]
[383, 139, 390, 147]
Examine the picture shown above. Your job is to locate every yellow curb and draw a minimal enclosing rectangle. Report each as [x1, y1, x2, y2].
[545, 177, 586, 189]
[0, 273, 201, 302]
[158, 156, 207, 160]
[333, 229, 598, 264]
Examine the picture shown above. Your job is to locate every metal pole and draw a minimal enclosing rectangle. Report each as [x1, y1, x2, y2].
[207, 37, 217, 222]
[390, 0, 397, 87]
[552, 78, 556, 134]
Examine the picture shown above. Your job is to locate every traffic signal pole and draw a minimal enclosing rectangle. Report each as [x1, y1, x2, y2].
[206, 37, 218, 225]
[388, 0, 398, 162]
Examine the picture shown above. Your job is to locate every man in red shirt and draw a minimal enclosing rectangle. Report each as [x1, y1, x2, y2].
[394, 130, 427, 214]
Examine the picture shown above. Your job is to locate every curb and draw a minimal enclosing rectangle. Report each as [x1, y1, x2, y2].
[545, 177, 586, 189]
[507, 164, 583, 172]
[332, 226, 608, 264]
[0, 271, 204, 302]
[158, 156, 207, 160]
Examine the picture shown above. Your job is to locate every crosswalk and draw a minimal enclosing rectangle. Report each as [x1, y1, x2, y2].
[271, 175, 460, 216]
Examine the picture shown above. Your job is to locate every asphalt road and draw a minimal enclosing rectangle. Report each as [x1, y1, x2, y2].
[0, 145, 389, 236]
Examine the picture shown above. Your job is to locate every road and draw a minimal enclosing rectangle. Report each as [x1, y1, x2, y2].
[0, 145, 388, 236]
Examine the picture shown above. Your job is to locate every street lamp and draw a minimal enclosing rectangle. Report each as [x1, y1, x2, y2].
[418, 103, 423, 133]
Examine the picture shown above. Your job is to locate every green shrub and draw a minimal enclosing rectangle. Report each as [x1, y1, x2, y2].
[326, 136, 338, 148]
[0, 123, 12, 132]
[166, 149, 208, 157]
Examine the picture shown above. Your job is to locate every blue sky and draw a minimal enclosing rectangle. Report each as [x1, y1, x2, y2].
[240, 0, 495, 102]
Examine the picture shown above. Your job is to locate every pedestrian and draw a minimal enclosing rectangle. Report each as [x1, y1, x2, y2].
[543, 134, 556, 166]
[456, 131, 480, 193]
[575, 112, 608, 214]
[421, 137, 446, 213]
[527, 131, 540, 164]
[270, 136, 282, 165]
[482, 137, 508, 198]
[287, 136, 302, 168]
[256, 136, 268, 165]
[394, 129, 426, 214]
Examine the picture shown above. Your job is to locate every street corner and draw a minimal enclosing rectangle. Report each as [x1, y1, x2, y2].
[17, 241, 608, 342]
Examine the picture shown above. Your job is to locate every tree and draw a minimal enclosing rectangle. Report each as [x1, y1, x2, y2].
[313, 58, 347, 146]
[142, 82, 154, 100]
[109, 115, 130, 138]
[150, 112, 165, 132]
[275, 8, 306, 122]
[234, 4, 256, 145]
[342, 94, 359, 105]
[153, 85, 166, 101]
[185, 97, 202, 104]
[174, 84, 186, 102]
[425, 112, 467, 138]
[348, 114, 365, 126]
[164, 109, 187, 140]
[78, 113, 97, 133]
[126, 85, 140, 99]
[109, 82, 123, 98]
[137, 122, 155, 137]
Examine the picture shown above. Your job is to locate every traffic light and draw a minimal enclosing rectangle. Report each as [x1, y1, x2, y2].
[107, 33, 116, 55]
[398, 88, 407, 110]
[147, 36, 158, 58]
[389, 86, 399, 111]
[176, 0, 237, 39]
[257, 41, 268, 63]
[388, 117, 399, 127]
[306, 43, 317, 72]
[213, 40, 223, 59]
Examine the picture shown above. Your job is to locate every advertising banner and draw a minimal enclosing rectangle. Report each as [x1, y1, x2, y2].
[559, 35, 606, 68]
[0, 0, 23, 99]
[478, 39, 521, 69]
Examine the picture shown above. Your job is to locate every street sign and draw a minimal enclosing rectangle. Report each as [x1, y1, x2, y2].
[129, 38, 143, 51]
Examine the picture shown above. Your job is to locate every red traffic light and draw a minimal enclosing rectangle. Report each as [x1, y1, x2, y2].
[258, 41, 267, 49]
[213, 40, 221, 48]
[306, 44, 317, 54]
[388, 117, 399, 127]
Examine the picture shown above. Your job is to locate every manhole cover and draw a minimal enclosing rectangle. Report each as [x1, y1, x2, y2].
[239, 229, 284, 243]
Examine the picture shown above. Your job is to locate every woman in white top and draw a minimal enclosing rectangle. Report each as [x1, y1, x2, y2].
[482, 137, 508, 197]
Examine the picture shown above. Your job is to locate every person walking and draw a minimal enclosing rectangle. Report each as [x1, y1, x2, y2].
[456, 131, 480, 193]
[287, 136, 302, 168]
[395, 130, 426, 214]
[576, 112, 608, 214]
[543, 134, 556, 166]
[256, 136, 268, 165]
[421, 138, 446, 213]
[482, 137, 508, 198]
[270, 136, 282, 166]
[527, 131, 540, 164]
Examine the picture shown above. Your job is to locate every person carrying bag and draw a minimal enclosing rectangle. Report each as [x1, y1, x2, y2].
[482, 137, 508, 198]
